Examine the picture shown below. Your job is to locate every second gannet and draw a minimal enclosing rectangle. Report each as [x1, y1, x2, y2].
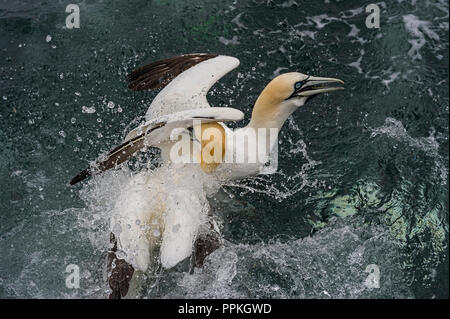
[70, 53, 344, 298]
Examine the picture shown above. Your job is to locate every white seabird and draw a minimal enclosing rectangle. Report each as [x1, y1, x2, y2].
[70, 53, 344, 298]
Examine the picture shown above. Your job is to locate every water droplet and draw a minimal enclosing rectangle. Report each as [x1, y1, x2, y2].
[152, 229, 160, 237]
[81, 106, 96, 114]
[113, 223, 122, 234]
[116, 250, 127, 259]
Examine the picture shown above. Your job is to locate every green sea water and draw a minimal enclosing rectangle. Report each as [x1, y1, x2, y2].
[0, 0, 448, 298]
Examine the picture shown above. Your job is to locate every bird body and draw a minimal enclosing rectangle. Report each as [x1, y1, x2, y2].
[110, 164, 215, 272]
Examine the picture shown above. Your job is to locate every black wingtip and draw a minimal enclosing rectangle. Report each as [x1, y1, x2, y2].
[69, 122, 165, 186]
[69, 167, 92, 185]
[127, 53, 218, 91]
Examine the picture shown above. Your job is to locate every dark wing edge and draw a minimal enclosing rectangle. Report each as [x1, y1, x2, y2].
[127, 53, 218, 91]
[69, 135, 145, 185]
[69, 116, 223, 186]
[69, 122, 166, 185]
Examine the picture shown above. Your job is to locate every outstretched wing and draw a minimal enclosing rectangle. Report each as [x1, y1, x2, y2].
[70, 54, 242, 185]
[127, 54, 240, 121]
[69, 107, 244, 185]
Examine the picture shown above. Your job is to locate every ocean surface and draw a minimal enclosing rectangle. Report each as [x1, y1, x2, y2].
[0, 0, 448, 298]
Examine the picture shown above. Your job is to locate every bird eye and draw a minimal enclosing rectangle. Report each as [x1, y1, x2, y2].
[295, 81, 304, 90]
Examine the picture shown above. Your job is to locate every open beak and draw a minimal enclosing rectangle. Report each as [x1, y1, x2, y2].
[296, 76, 344, 97]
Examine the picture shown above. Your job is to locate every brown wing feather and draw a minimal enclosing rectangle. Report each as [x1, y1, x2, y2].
[69, 122, 166, 185]
[127, 53, 218, 91]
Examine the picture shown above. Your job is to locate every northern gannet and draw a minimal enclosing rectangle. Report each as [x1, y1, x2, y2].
[70, 53, 344, 298]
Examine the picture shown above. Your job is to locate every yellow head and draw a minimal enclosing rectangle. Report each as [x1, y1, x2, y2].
[249, 72, 344, 128]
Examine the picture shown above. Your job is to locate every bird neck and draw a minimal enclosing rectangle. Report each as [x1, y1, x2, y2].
[247, 91, 296, 130]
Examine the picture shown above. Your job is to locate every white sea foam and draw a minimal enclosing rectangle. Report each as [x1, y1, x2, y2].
[348, 49, 365, 74]
[219, 36, 240, 45]
[231, 13, 247, 30]
[371, 117, 448, 185]
[156, 216, 413, 298]
[381, 71, 401, 88]
[403, 14, 440, 60]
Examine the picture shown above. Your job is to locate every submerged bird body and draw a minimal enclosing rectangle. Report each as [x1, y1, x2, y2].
[70, 53, 344, 298]
[111, 164, 215, 271]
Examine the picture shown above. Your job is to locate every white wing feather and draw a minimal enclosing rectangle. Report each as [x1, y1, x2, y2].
[145, 55, 240, 121]
[125, 107, 244, 143]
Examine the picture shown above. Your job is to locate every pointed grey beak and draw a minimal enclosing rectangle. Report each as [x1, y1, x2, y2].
[296, 76, 344, 97]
